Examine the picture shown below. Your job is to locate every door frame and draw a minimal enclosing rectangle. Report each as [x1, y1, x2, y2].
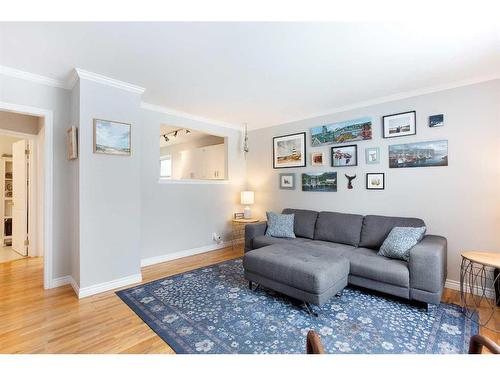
[0, 101, 53, 289]
[1, 131, 37, 257]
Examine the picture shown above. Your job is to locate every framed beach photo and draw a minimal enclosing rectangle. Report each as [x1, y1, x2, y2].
[382, 111, 416, 138]
[93, 119, 131, 156]
[279, 173, 295, 190]
[273, 132, 306, 169]
[366, 173, 385, 190]
[365, 147, 380, 164]
[331, 145, 358, 167]
[310, 152, 325, 166]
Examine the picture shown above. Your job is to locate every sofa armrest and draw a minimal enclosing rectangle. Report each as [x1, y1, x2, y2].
[409, 235, 447, 293]
[244, 222, 267, 252]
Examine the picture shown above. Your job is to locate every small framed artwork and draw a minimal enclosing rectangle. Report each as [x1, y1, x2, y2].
[366, 173, 385, 190]
[279, 173, 296, 190]
[382, 111, 416, 138]
[331, 144, 358, 167]
[273, 132, 306, 169]
[365, 147, 380, 164]
[429, 114, 444, 127]
[311, 152, 325, 166]
[93, 119, 131, 156]
[66, 126, 78, 160]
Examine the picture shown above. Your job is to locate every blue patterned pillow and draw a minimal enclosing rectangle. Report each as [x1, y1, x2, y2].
[378, 227, 426, 262]
[265, 212, 296, 238]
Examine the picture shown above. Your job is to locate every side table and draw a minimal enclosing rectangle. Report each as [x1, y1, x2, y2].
[460, 251, 500, 331]
[231, 218, 260, 251]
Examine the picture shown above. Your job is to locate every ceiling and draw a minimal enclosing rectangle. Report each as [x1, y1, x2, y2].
[0, 22, 499, 129]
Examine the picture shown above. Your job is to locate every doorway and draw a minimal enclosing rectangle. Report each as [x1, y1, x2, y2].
[0, 124, 39, 264]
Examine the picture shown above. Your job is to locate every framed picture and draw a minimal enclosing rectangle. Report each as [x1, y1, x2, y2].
[302, 172, 337, 192]
[382, 111, 416, 138]
[279, 173, 295, 190]
[331, 144, 358, 167]
[66, 126, 78, 160]
[273, 132, 306, 169]
[310, 152, 325, 166]
[389, 140, 448, 168]
[93, 119, 131, 156]
[429, 114, 444, 127]
[365, 147, 380, 164]
[310, 117, 372, 146]
[366, 173, 385, 190]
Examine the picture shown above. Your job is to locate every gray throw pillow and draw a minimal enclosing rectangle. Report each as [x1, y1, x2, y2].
[265, 211, 296, 238]
[378, 227, 426, 261]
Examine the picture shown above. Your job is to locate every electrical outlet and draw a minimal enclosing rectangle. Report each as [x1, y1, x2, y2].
[212, 232, 222, 243]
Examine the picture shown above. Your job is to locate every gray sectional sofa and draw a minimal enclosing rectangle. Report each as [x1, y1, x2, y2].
[243, 208, 447, 308]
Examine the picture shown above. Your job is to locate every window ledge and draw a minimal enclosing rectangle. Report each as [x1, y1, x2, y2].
[158, 178, 230, 185]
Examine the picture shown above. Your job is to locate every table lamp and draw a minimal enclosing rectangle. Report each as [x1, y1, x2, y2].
[240, 191, 254, 219]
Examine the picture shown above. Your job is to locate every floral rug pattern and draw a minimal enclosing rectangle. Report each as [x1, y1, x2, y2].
[116, 258, 477, 354]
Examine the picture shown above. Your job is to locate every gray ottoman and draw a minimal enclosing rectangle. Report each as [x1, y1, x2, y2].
[243, 243, 349, 307]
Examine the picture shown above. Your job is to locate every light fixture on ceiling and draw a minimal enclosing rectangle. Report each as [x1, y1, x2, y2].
[163, 134, 169, 142]
[174, 130, 178, 137]
[161, 128, 192, 143]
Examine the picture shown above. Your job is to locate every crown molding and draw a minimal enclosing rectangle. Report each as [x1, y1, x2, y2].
[141, 102, 244, 131]
[250, 72, 500, 131]
[0, 65, 68, 89]
[74, 68, 145, 94]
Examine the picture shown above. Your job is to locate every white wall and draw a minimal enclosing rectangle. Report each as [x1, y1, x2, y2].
[0, 74, 72, 279]
[77, 79, 142, 288]
[246, 79, 500, 283]
[140, 107, 246, 261]
[69, 82, 80, 285]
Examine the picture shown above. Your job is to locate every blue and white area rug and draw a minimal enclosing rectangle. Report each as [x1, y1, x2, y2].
[116, 258, 478, 354]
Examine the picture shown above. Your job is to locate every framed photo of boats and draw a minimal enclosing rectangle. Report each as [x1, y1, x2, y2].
[310, 117, 372, 146]
[388, 140, 448, 168]
[273, 132, 306, 169]
[331, 144, 358, 167]
[382, 111, 416, 138]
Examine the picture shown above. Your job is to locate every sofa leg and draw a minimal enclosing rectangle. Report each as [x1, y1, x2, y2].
[304, 302, 318, 317]
[248, 281, 252, 289]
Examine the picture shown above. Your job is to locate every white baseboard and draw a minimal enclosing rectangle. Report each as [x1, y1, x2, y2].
[141, 241, 233, 267]
[51, 275, 72, 288]
[445, 278, 496, 299]
[77, 273, 143, 299]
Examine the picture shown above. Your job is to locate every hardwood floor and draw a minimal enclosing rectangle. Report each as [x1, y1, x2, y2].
[1, 246, 498, 353]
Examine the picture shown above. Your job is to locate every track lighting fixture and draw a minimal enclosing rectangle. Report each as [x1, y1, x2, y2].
[161, 128, 192, 143]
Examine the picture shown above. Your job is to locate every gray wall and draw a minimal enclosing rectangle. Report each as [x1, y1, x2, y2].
[0, 74, 72, 279]
[140, 108, 246, 260]
[246, 79, 500, 283]
[77, 79, 142, 288]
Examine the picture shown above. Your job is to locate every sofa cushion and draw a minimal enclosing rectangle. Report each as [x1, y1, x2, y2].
[378, 226, 427, 261]
[243, 244, 350, 294]
[359, 215, 426, 249]
[344, 247, 409, 287]
[282, 208, 318, 239]
[252, 235, 314, 249]
[265, 212, 296, 238]
[314, 211, 364, 246]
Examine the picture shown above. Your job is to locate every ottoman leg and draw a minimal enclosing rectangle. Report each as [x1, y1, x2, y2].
[304, 302, 318, 317]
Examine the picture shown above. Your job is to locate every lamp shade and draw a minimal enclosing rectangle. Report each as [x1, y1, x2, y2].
[240, 191, 254, 205]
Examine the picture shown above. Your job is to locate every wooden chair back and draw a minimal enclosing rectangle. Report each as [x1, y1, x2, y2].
[306, 330, 325, 354]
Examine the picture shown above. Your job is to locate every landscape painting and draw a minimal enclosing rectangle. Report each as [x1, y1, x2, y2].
[382, 111, 416, 138]
[302, 172, 337, 192]
[310, 117, 372, 146]
[94, 119, 131, 156]
[389, 140, 448, 168]
[273, 132, 306, 168]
